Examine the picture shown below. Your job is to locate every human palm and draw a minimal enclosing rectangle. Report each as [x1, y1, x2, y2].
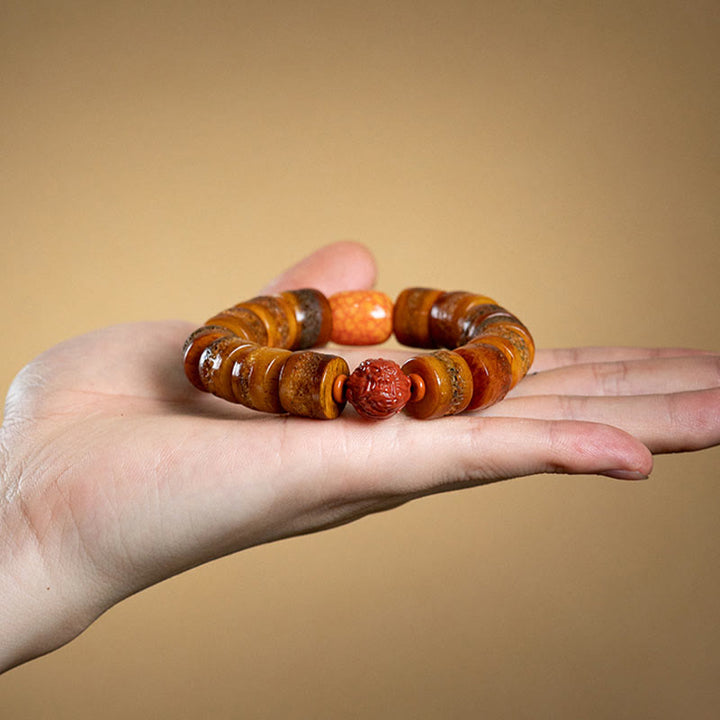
[1, 242, 718, 671]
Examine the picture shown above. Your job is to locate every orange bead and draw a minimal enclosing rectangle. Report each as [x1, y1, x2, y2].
[183, 325, 236, 391]
[429, 291, 498, 348]
[329, 291, 393, 345]
[402, 350, 473, 419]
[467, 335, 525, 389]
[454, 342, 512, 410]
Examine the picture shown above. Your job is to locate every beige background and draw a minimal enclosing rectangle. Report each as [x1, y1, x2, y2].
[1, 1, 719, 717]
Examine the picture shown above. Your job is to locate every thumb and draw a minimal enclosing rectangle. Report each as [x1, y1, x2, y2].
[260, 241, 377, 296]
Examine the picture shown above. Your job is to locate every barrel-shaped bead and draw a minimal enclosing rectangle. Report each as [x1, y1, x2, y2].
[234, 295, 298, 348]
[198, 336, 259, 398]
[279, 351, 350, 419]
[205, 307, 269, 345]
[393, 287, 444, 348]
[329, 291, 393, 345]
[471, 317, 535, 378]
[402, 350, 474, 419]
[183, 325, 236, 391]
[453, 342, 512, 410]
[467, 335, 525, 389]
[458, 304, 518, 346]
[429, 291, 498, 349]
[280, 289, 333, 349]
[230, 345, 293, 413]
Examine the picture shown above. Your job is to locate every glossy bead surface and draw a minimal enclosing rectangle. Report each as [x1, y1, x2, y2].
[198, 336, 258, 398]
[230, 345, 292, 413]
[205, 307, 268, 345]
[280, 289, 333, 349]
[235, 295, 297, 348]
[459, 304, 518, 346]
[454, 342, 512, 410]
[329, 291, 393, 345]
[467, 335, 524, 388]
[279, 351, 350, 419]
[429, 291, 497, 349]
[393, 287, 444, 348]
[471, 318, 535, 378]
[402, 350, 473, 419]
[183, 325, 236, 391]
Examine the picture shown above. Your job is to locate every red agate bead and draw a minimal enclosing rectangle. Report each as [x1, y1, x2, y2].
[345, 358, 412, 420]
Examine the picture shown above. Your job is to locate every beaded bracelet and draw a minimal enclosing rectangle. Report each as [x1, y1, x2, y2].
[183, 288, 534, 420]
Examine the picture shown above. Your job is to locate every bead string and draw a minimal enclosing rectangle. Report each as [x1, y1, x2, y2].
[183, 288, 534, 420]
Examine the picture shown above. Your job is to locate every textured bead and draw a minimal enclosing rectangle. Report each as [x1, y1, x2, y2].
[467, 335, 525, 389]
[458, 304, 518, 346]
[329, 290, 393, 345]
[345, 358, 412, 420]
[471, 318, 535, 378]
[429, 291, 498, 349]
[183, 325, 236, 391]
[234, 295, 297, 348]
[454, 342, 512, 410]
[280, 289, 333, 349]
[402, 350, 474, 419]
[230, 345, 293, 413]
[393, 287, 444, 348]
[199, 336, 258, 398]
[205, 307, 269, 345]
[279, 351, 350, 419]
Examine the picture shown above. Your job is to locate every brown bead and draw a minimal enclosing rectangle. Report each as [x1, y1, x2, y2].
[183, 325, 236, 391]
[457, 304, 518, 345]
[199, 336, 259, 398]
[454, 342, 512, 410]
[402, 350, 473, 419]
[234, 295, 297, 348]
[467, 335, 525, 389]
[472, 318, 535, 378]
[205, 307, 268, 345]
[393, 288, 445, 348]
[429, 291, 498, 349]
[278, 351, 350, 419]
[229, 345, 293, 413]
[280, 289, 333, 349]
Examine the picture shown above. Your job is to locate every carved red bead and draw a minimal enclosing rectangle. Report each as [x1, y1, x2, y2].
[345, 358, 412, 420]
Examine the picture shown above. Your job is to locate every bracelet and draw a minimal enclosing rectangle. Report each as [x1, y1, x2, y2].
[183, 288, 534, 420]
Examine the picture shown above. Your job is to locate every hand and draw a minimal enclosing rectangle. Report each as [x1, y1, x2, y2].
[1, 241, 718, 672]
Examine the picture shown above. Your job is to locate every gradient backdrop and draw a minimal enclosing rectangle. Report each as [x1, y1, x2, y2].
[1, 1, 719, 718]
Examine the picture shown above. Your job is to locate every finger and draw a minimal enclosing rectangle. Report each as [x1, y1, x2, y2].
[260, 241, 377, 295]
[531, 346, 714, 373]
[319, 416, 654, 504]
[513, 355, 720, 398]
[481, 387, 720, 453]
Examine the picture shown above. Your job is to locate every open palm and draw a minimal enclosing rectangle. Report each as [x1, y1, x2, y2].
[2, 242, 719, 671]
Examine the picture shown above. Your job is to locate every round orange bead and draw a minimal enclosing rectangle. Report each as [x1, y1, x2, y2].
[329, 291, 394, 346]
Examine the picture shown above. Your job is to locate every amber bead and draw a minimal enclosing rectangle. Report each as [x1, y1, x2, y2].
[198, 336, 258, 398]
[328, 290, 393, 345]
[234, 295, 297, 348]
[229, 345, 293, 413]
[429, 291, 498, 349]
[393, 288, 445, 348]
[468, 335, 525, 389]
[458, 304, 518, 346]
[472, 318, 535, 378]
[278, 351, 350, 419]
[454, 342, 512, 410]
[402, 350, 473, 419]
[183, 325, 236, 391]
[205, 307, 269, 345]
[280, 289, 333, 349]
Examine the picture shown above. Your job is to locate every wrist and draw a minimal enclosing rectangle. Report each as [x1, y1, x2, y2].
[0, 430, 106, 673]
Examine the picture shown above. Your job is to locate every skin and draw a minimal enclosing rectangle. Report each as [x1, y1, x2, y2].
[1, 241, 719, 673]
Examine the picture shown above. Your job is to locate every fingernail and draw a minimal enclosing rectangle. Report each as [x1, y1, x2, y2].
[600, 469, 650, 481]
